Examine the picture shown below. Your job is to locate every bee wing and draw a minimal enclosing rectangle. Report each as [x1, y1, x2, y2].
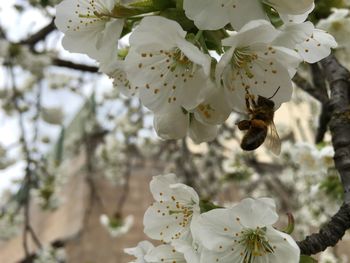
[264, 121, 281, 155]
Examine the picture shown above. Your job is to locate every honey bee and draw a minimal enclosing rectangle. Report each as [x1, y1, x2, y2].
[236, 88, 281, 155]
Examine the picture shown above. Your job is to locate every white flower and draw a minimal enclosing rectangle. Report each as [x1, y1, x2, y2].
[192, 198, 300, 263]
[274, 22, 337, 64]
[215, 20, 301, 111]
[153, 104, 218, 144]
[183, 0, 266, 30]
[172, 236, 202, 263]
[34, 246, 66, 263]
[143, 174, 200, 243]
[125, 242, 187, 263]
[124, 241, 154, 263]
[264, 0, 314, 16]
[291, 142, 320, 173]
[41, 107, 64, 125]
[102, 59, 137, 97]
[144, 244, 186, 263]
[124, 16, 211, 113]
[55, 0, 124, 62]
[99, 214, 134, 238]
[317, 8, 350, 49]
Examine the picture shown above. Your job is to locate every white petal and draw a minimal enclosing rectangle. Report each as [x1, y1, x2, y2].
[149, 174, 178, 201]
[176, 37, 211, 76]
[183, 0, 230, 30]
[191, 209, 240, 251]
[194, 83, 232, 125]
[199, 247, 242, 263]
[153, 107, 189, 140]
[279, 3, 315, 24]
[230, 198, 278, 229]
[265, 0, 314, 15]
[226, 0, 267, 30]
[183, 0, 266, 31]
[124, 240, 154, 261]
[129, 16, 186, 50]
[222, 20, 279, 47]
[273, 22, 315, 50]
[143, 201, 191, 242]
[296, 29, 337, 63]
[266, 227, 300, 263]
[145, 245, 186, 263]
[55, 0, 122, 61]
[189, 118, 218, 144]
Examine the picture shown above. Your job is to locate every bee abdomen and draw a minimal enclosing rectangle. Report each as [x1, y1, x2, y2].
[241, 128, 267, 151]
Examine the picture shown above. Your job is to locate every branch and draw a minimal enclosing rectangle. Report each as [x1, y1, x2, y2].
[19, 19, 56, 48]
[297, 54, 350, 255]
[297, 203, 350, 255]
[52, 58, 99, 73]
[320, 54, 350, 203]
[293, 72, 329, 104]
[310, 63, 332, 143]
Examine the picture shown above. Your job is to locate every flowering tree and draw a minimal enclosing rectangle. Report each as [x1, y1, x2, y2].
[1, 0, 350, 262]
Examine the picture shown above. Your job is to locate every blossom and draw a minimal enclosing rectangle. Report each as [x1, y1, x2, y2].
[215, 20, 301, 112]
[124, 16, 211, 113]
[264, 0, 314, 16]
[124, 241, 154, 263]
[55, 0, 124, 62]
[125, 242, 187, 263]
[183, 0, 266, 30]
[144, 245, 186, 263]
[41, 107, 64, 125]
[153, 105, 218, 144]
[290, 142, 320, 173]
[143, 174, 200, 243]
[317, 8, 350, 51]
[99, 214, 134, 238]
[192, 198, 300, 263]
[273, 22, 337, 64]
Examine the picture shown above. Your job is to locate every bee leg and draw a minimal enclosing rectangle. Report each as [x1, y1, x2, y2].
[245, 94, 254, 114]
[236, 120, 251, 130]
[244, 90, 256, 113]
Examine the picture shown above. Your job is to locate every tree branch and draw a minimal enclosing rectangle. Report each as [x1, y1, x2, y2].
[293, 72, 329, 104]
[297, 203, 350, 255]
[320, 54, 350, 203]
[52, 58, 99, 73]
[19, 19, 56, 49]
[297, 54, 350, 255]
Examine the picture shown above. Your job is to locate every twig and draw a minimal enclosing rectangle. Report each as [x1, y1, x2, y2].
[8, 64, 42, 256]
[20, 19, 56, 49]
[52, 58, 99, 73]
[310, 63, 332, 143]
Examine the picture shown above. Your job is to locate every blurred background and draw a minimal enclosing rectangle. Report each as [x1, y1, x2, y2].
[0, 0, 349, 262]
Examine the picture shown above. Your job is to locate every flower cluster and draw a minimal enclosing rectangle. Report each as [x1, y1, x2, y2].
[55, 0, 337, 144]
[125, 174, 300, 263]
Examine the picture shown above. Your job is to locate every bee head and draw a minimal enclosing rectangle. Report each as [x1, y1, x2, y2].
[257, 96, 275, 109]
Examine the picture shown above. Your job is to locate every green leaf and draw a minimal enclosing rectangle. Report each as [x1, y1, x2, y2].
[300, 255, 318, 263]
[160, 9, 195, 31]
[282, 213, 295, 234]
[54, 127, 65, 167]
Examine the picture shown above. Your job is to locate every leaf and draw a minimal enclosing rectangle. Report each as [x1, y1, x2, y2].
[54, 127, 65, 167]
